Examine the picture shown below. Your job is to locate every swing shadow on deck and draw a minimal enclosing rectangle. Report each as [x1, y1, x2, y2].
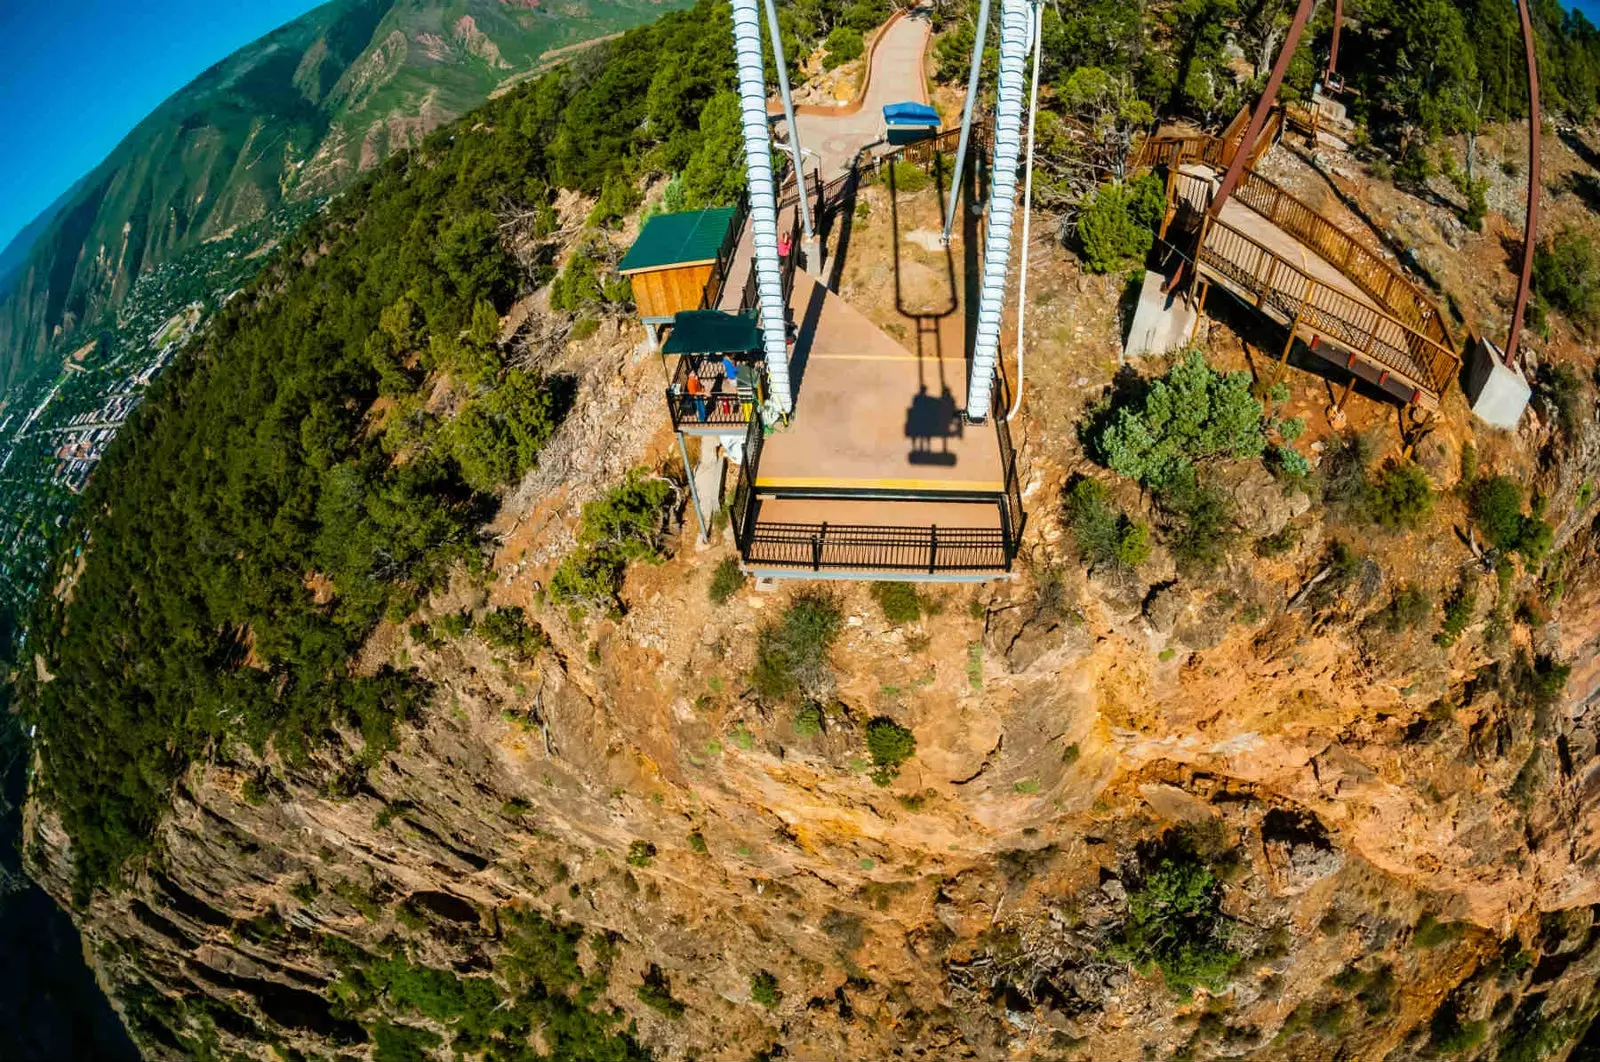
[728, 125, 1025, 581]
[1133, 114, 1460, 413]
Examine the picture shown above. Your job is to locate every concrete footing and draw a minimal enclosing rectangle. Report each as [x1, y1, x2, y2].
[1123, 270, 1199, 359]
[1465, 337, 1531, 431]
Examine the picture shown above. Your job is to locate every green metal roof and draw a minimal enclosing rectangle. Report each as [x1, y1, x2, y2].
[618, 205, 738, 274]
[662, 309, 761, 356]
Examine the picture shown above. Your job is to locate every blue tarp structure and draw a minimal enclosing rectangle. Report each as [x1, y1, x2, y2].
[882, 101, 940, 127]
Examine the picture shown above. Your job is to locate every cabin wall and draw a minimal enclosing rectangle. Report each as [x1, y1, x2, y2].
[631, 264, 715, 321]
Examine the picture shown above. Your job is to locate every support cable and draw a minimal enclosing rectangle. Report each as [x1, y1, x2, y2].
[998, 3, 1042, 424]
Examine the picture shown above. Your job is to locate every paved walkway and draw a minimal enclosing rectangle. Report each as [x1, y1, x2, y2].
[784, 9, 934, 179]
[757, 273, 1002, 494]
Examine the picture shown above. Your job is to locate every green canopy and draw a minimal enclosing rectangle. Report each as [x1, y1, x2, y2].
[663, 309, 761, 356]
[618, 205, 738, 274]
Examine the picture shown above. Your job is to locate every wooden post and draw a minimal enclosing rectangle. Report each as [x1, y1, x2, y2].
[1272, 276, 1316, 387]
[1189, 281, 1210, 342]
[1334, 376, 1357, 412]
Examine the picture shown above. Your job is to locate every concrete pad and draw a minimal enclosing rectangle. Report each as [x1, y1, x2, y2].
[1465, 337, 1531, 431]
[1124, 270, 1198, 359]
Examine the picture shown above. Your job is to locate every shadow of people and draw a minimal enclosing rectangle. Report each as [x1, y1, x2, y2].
[905, 386, 963, 466]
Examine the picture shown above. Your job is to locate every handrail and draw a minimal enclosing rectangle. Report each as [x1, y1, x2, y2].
[698, 190, 752, 311]
[743, 517, 1012, 573]
[729, 411, 764, 548]
[1195, 212, 1458, 394]
[665, 356, 760, 430]
[1227, 167, 1455, 360]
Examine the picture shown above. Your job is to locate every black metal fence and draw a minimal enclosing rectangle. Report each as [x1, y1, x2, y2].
[989, 370, 1026, 565]
[665, 357, 759, 430]
[729, 412, 764, 546]
[697, 190, 751, 312]
[742, 518, 1011, 574]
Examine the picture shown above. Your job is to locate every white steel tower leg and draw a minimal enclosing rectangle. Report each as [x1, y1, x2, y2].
[730, 0, 793, 415]
[965, 0, 1035, 421]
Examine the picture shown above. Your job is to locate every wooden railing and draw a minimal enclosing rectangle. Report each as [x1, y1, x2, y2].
[1130, 108, 1280, 174]
[1195, 214, 1458, 397]
[856, 120, 992, 181]
[1227, 168, 1456, 370]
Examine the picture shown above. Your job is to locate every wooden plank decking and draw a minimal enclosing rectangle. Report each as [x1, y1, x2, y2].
[1153, 145, 1459, 407]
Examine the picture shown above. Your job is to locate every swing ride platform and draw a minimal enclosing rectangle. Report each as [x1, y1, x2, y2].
[712, 134, 1021, 581]
[1136, 115, 1460, 411]
[728, 270, 1020, 580]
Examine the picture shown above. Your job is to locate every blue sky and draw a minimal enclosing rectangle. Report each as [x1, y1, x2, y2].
[0, 0, 327, 256]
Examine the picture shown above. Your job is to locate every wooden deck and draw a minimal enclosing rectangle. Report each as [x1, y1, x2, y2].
[1150, 140, 1459, 407]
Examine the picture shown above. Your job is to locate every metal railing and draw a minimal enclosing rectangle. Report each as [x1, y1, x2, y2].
[1195, 214, 1454, 397]
[990, 370, 1025, 564]
[698, 190, 752, 312]
[1227, 167, 1455, 370]
[729, 411, 764, 547]
[665, 357, 760, 430]
[742, 519, 1011, 573]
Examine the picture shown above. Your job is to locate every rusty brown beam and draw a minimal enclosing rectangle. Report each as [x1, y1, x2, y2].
[1328, 0, 1343, 76]
[1209, 0, 1316, 218]
[1506, 0, 1542, 366]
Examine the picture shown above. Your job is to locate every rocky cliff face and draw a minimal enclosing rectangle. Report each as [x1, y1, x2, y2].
[25, 309, 1600, 1060]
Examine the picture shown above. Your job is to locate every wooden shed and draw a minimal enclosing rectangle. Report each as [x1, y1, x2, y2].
[618, 204, 741, 326]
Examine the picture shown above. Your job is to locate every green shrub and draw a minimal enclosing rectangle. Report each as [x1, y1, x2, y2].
[1430, 995, 1487, 1054]
[549, 469, 674, 612]
[1372, 584, 1432, 632]
[879, 158, 931, 193]
[750, 970, 780, 1008]
[1161, 477, 1233, 574]
[1436, 579, 1478, 647]
[752, 592, 843, 702]
[792, 703, 824, 737]
[1321, 433, 1373, 513]
[1367, 460, 1434, 529]
[447, 370, 561, 493]
[871, 581, 922, 624]
[708, 557, 745, 605]
[637, 964, 686, 1018]
[1076, 174, 1165, 274]
[865, 717, 917, 786]
[1063, 478, 1151, 570]
[550, 241, 631, 312]
[476, 606, 547, 660]
[1533, 226, 1600, 331]
[1109, 830, 1241, 997]
[823, 25, 864, 68]
[687, 831, 708, 854]
[1469, 475, 1554, 560]
[626, 840, 656, 867]
[1094, 350, 1267, 490]
[1412, 912, 1464, 948]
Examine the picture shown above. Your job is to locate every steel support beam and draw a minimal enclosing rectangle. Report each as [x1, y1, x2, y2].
[1506, 0, 1542, 366]
[1209, 0, 1316, 218]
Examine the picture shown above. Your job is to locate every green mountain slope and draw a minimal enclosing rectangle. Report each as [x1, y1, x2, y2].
[0, 0, 687, 398]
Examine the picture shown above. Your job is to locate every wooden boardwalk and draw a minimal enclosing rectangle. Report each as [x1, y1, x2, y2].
[1138, 122, 1460, 409]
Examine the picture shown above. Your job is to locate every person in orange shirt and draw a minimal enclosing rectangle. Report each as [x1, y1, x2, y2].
[685, 368, 708, 422]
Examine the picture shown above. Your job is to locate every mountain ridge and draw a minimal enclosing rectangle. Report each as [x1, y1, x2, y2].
[0, 0, 688, 399]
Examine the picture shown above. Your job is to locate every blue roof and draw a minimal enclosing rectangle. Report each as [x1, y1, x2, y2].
[883, 101, 940, 126]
